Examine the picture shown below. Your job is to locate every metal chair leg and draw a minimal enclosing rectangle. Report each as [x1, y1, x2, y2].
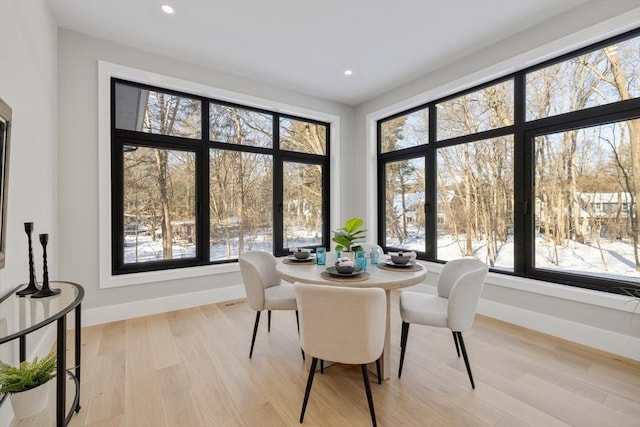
[249, 311, 261, 358]
[361, 364, 377, 427]
[398, 321, 410, 377]
[320, 359, 324, 374]
[376, 357, 382, 384]
[452, 330, 461, 357]
[300, 358, 318, 423]
[456, 331, 476, 389]
[268, 310, 272, 332]
[296, 310, 305, 361]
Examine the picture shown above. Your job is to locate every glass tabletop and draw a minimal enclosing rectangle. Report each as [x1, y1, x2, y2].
[0, 281, 84, 344]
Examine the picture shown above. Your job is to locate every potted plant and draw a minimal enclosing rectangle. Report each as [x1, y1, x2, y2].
[0, 351, 56, 419]
[332, 217, 366, 259]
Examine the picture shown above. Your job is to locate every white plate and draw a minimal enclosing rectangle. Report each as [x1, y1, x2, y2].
[326, 266, 364, 276]
[383, 259, 415, 268]
[288, 255, 316, 262]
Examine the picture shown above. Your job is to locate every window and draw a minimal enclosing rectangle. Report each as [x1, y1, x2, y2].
[112, 80, 330, 274]
[437, 80, 514, 140]
[533, 120, 638, 282]
[377, 29, 639, 294]
[380, 107, 429, 153]
[384, 158, 425, 250]
[437, 136, 514, 270]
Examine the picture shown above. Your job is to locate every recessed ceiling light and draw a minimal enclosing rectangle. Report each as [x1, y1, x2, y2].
[344, 70, 353, 76]
[161, 5, 174, 14]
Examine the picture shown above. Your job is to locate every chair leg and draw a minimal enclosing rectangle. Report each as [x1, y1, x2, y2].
[268, 310, 272, 332]
[398, 321, 410, 378]
[376, 358, 382, 384]
[452, 330, 461, 357]
[320, 359, 324, 374]
[361, 364, 377, 427]
[455, 331, 476, 389]
[250, 311, 261, 358]
[296, 310, 305, 361]
[300, 358, 318, 423]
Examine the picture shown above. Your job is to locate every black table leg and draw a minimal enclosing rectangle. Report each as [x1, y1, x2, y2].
[75, 303, 81, 412]
[57, 315, 66, 427]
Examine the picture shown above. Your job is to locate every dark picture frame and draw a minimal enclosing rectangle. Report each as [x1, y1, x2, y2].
[0, 98, 11, 269]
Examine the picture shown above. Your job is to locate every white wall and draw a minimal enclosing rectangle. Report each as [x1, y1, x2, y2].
[353, 2, 640, 361]
[0, 0, 58, 423]
[57, 29, 354, 314]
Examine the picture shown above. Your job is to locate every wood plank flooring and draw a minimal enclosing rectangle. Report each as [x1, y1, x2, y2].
[13, 291, 640, 426]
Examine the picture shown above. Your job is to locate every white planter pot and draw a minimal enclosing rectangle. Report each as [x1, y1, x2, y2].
[9, 381, 51, 419]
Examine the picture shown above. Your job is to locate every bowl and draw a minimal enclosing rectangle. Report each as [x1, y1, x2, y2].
[335, 263, 356, 274]
[390, 253, 410, 265]
[294, 251, 310, 260]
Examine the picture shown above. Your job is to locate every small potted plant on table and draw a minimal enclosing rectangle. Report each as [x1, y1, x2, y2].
[0, 351, 56, 419]
[332, 217, 366, 260]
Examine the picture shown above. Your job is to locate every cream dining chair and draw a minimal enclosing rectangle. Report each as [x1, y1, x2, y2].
[238, 251, 303, 359]
[398, 258, 488, 389]
[294, 282, 386, 427]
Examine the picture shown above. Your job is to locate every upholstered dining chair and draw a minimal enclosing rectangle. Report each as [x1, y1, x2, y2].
[238, 251, 302, 359]
[294, 283, 386, 427]
[398, 258, 488, 389]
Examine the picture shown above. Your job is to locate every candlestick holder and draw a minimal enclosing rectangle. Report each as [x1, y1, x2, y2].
[31, 233, 60, 298]
[16, 222, 41, 296]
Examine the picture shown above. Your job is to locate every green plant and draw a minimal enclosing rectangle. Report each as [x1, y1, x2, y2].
[0, 351, 56, 394]
[332, 217, 366, 252]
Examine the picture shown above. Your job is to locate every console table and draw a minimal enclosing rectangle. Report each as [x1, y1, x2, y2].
[0, 281, 84, 426]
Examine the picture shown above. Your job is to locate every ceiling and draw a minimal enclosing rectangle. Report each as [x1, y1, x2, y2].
[47, 0, 592, 106]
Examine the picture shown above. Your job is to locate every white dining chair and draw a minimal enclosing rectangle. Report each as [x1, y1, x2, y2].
[238, 251, 303, 359]
[398, 258, 488, 388]
[294, 282, 386, 427]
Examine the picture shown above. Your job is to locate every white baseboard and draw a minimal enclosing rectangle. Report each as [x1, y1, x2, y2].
[478, 299, 640, 361]
[82, 284, 246, 327]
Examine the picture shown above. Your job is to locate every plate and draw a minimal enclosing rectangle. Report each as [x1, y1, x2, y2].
[326, 266, 364, 277]
[383, 259, 415, 268]
[288, 255, 316, 262]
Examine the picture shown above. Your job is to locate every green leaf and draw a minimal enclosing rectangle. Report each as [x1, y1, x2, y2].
[0, 351, 56, 394]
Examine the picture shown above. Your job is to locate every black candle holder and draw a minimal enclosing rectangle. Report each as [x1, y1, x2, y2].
[16, 222, 41, 296]
[31, 233, 60, 298]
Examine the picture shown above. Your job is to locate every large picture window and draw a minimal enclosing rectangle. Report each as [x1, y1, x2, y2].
[111, 79, 330, 274]
[378, 29, 639, 294]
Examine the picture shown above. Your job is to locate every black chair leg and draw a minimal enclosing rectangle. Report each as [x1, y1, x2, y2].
[249, 311, 261, 358]
[456, 331, 475, 389]
[361, 364, 377, 427]
[376, 358, 382, 384]
[268, 310, 272, 332]
[452, 330, 461, 357]
[320, 359, 324, 374]
[300, 358, 318, 423]
[296, 310, 305, 361]
[398, 321, 410, 378]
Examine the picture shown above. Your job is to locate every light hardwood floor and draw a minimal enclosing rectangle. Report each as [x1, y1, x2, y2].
[15, 291, 640, 426]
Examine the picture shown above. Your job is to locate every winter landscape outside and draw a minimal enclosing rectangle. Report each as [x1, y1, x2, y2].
[118, 32, 638, 293]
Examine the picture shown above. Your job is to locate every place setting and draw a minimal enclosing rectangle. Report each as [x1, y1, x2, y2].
[321, 257, 370, 282]
[283, 248, 317, 264]
[377, 251, 423, 272]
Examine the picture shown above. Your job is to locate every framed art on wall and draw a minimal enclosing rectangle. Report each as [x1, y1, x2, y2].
[0, 98, 11, 269]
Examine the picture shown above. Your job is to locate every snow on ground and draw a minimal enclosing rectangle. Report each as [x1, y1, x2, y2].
[125, 229, 639, 283]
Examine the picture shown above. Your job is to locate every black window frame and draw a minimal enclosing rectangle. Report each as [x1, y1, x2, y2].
[110, 78, 330, 275]
[377, 28, 640, 295]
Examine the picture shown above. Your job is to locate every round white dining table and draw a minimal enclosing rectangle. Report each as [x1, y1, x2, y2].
[276, 253, 427, 380]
